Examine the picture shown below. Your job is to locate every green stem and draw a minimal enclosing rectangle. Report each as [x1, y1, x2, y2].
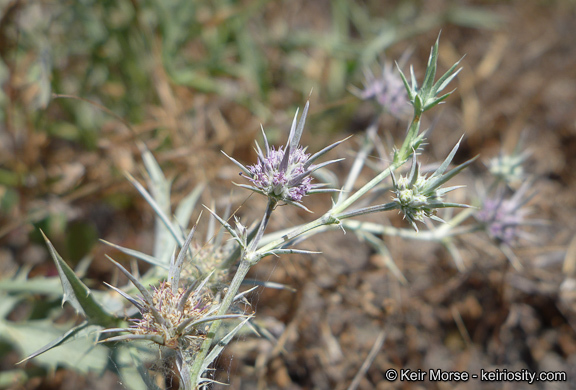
[255, 214, 334, 256]
[330, 163, 399, 217]
[186, 198, 277, 388]
[397, 111, 421, 163]
[330, 112, 422, 217]
[248, 198, 276, 253]
[187, 259, 252, 388]
[253, 219, 483, 270]
[335, 202, 397, 220]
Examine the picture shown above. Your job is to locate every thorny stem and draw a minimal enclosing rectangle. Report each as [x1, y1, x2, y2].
[248, 198, 277, 253]
[398, 112, 421, 161]
[331, 111, 420, 217]
[259, 209, 480, 245]
[187, 259, 252, 388]
[187, 198, 276, 388]
[255, 214, 336, 256]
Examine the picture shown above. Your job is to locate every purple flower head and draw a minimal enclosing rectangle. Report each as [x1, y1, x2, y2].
[224, 102, 348, 208]
[247, 145, 312, 202]
[476, 182, 537, 246]
[353, 58, 411, 119]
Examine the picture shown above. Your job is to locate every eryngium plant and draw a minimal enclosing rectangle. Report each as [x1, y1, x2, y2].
[391, 140, 477, 231]
[100, 227, 251, 389]
[476, 183, 534, 246]
[352, 53, 411, 119]
[474, 151, 544, 270]
[225, 102, 347, 209]
[21, 35, 489, 389]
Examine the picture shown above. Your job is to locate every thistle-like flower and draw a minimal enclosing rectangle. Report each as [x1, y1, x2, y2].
[353, 60, 410, 119]
[475, 182, 536, 246]
[248, 144, 312, 203]
[224, 102, 348, 208]
[100, 227, 247, 352]
[124, 279, 215, 349]
[392, 140, 476, 231]
[180, 241, 229, 290]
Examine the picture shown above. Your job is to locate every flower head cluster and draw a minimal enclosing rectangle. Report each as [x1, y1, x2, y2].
[392, 140, 476, 231]
[354, 61, 410, 119]
[393, 173, 440, 230]
[476, 182, 536, 246]
[224, 102, 347, 208]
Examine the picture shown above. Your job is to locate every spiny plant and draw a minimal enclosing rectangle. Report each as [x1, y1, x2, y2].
[5, 35, 539, 389]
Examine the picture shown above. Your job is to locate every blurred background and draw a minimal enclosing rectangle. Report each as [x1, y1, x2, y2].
[1, 0, 575, 389]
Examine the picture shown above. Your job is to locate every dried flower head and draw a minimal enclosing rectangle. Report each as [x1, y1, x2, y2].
[224, 102, 348, 208]
[100, 227, 246, 352]
[101, 262, 226, 351]
[392, 140, 476, 231]
[180, 241, 229, 290]
[131, 281, 214, 349]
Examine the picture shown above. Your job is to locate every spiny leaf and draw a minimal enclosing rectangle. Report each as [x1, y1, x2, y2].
[124, 172, 184, 248]
[100, 239, 169, 270]
[41, 231, 116, 327]
[17, 321, 94, 364]
[198, 316, 252, 384]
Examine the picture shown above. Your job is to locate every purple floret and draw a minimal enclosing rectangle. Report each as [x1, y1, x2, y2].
[248, 146, 313, 202]
[358, 62, 410, 119]
[476, 196, 530, 245]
